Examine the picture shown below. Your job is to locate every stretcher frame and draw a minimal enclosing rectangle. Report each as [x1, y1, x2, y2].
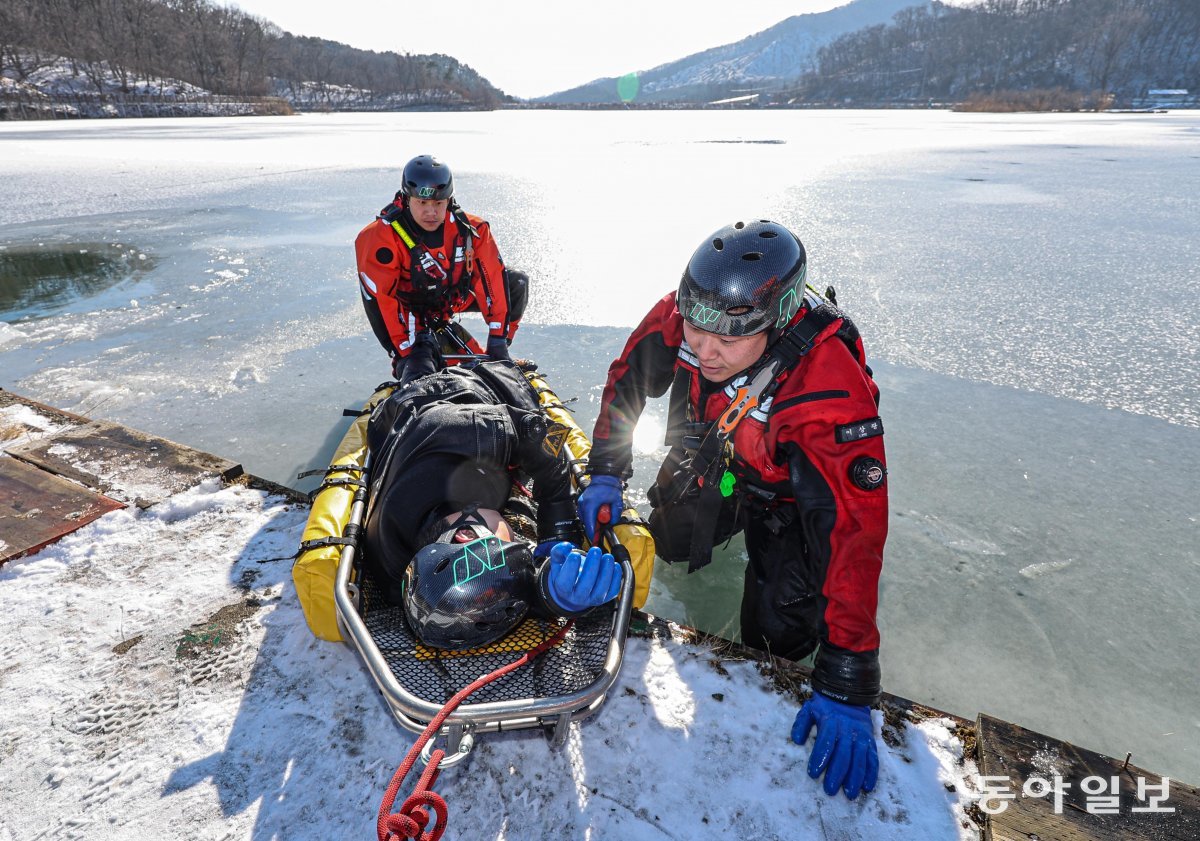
[332, 453, 635, 757]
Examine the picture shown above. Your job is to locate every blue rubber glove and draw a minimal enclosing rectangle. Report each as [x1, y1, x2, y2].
[486, 334, 511, 362]
[576, 475, 623, 542]
[791, 692, 879, 799]
[545, 542, 622, 613]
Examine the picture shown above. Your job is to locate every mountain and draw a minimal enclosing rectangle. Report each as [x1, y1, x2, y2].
[537, 0, 926, 104]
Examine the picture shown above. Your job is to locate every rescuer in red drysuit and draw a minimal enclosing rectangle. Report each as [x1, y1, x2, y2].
[578, 220, 888, 800]
[355, 154, 527, 379]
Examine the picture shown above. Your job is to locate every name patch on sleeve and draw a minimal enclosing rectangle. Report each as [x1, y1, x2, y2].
[835, 417, 884, 444]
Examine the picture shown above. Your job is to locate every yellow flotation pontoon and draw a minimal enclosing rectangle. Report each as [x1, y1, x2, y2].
[293, 364, 655, 749]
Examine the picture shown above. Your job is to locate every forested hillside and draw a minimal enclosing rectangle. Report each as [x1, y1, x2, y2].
[0, 0, 506, 109]
[792, 0, 1200, 105]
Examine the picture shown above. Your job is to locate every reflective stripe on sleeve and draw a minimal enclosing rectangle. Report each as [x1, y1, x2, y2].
[399, 312, 416, 350]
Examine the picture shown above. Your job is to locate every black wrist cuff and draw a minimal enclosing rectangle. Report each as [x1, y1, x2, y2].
[536, 501, 583, 546]
[585, 458, 633, 481]
[812, 643, 881, 707]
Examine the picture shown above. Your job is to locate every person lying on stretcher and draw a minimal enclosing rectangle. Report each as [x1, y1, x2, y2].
[362, 358, 622, 650]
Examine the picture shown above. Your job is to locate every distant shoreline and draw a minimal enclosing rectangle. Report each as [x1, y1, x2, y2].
[1, 90, 1190, 121]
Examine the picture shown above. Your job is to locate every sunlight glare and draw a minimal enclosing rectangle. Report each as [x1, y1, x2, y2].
[632, 415, 666, 456]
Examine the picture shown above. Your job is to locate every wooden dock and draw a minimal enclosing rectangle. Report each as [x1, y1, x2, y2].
[977, 713, 1199, 840]
[0, 388, 242, 563]
[0, 386, 1196, 839]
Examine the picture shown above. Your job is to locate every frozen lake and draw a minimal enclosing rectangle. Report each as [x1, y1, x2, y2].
[2, 109, 1198, 783]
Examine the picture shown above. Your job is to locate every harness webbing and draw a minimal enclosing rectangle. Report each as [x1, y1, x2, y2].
[296, 535, 357, 553]
[688, 305, 837, 483]
[380, 204, 472, 314]
[683, 304, 841, 572]
[389, 219, 418, 249]
[450, 204, 477, 279]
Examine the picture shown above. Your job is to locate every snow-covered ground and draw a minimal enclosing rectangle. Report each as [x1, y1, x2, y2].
[0, 53, 272, 119]
[0, 402, 981, 840]
[0, 52, 463, 118]
[1, 55, 209, 98]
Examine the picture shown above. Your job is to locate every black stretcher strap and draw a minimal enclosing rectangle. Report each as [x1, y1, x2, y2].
[297, 464, 365, 480]
[296, 535, 356, 554]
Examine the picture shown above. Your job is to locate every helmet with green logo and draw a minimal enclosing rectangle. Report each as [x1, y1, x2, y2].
[677, 220, 807, 336]
[400, 155, 454, 201]
[403, 523, 533, 650]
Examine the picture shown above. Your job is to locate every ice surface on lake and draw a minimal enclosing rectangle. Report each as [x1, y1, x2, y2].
[1, 110, 1197, 782]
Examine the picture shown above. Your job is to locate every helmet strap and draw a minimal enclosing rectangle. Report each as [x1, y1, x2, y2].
[442, 503, 492, 539]
[449, 200, 480, 239]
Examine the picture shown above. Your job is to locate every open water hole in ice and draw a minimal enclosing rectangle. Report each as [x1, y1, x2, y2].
[1, 110, 1197, 782]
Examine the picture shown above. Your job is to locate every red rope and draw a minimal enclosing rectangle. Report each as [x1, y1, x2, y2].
[377, 620, 575, 841]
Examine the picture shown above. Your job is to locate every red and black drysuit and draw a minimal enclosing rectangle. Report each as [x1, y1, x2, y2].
[589, 291, 888, 705]
[355, 197, 517, 367]
[363, 361, 582, 613]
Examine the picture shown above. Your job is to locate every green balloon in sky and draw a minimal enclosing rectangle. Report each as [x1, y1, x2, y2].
[617, 73, 639, 103]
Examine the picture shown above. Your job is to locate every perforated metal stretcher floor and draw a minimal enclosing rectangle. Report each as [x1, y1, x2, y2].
[335, 542, 634, 758]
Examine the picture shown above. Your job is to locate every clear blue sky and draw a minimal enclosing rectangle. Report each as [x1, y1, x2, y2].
[226, 0, 858, 98]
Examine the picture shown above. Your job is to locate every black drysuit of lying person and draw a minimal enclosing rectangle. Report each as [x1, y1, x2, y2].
[362, 358, 622, 650]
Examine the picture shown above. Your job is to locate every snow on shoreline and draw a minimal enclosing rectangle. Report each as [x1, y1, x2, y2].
[0, 404, 74, 448]
[1, 52, 467, 119]
[1, 55, 209, 99]
[0, 395, 981, 839]
[0, 475, 982, 840]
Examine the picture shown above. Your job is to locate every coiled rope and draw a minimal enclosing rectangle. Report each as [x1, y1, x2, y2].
[377, 620, 575, 841]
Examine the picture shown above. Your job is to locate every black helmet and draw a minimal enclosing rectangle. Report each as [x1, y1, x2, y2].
[400, 155, 454, 201]
[677, 220, 807, 336]
[403, 528, 533, 650]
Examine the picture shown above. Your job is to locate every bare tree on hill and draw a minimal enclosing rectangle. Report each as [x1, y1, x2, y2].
[0, 0, 505, 107]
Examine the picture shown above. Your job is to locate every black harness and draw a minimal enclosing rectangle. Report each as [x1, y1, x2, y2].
[379, 199, 477, 320]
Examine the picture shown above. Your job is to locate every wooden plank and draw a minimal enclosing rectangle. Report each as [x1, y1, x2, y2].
[7, 419, 243, 508]
[978, 713, 1200, 840]
[0, 388, 91, 425]
[0, 457, 124, 564]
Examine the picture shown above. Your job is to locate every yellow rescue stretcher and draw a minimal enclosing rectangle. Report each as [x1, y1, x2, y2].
[293, 364, 655, 755]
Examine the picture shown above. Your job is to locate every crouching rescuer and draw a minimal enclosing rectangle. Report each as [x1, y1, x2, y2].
[363, 361, 622, 651]
[355, 154, 528, 381]
[577, 220, 888, 799]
